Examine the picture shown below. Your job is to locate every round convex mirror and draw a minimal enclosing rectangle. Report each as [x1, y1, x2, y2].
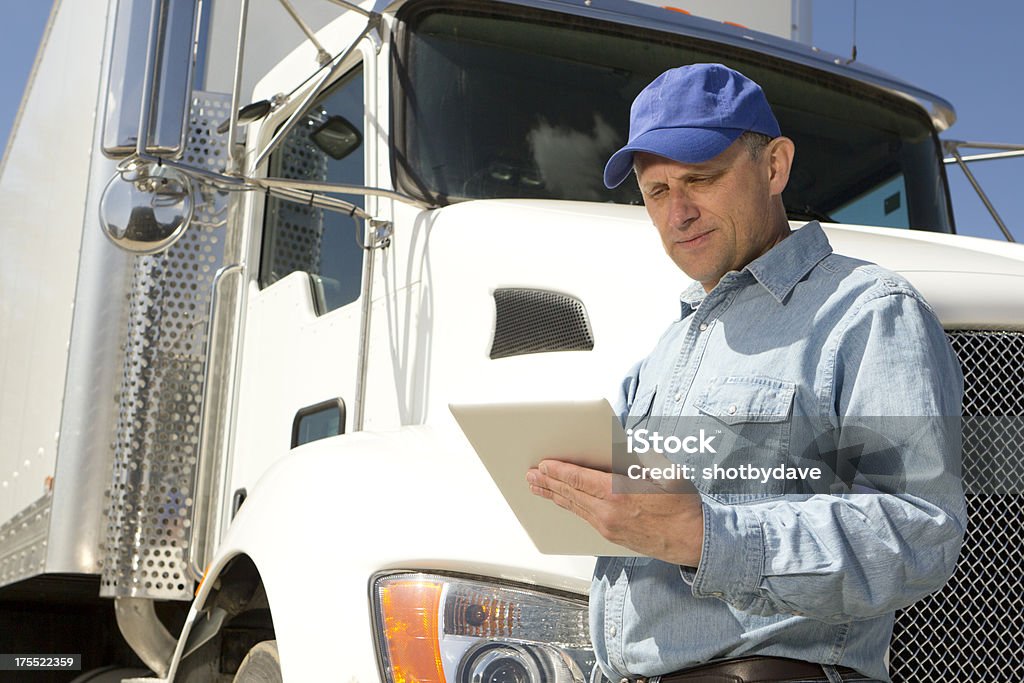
[99, 164, 194, 254]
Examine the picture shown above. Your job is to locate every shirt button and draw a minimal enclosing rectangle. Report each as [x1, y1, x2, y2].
[699, 322, 709, 331]
[727, 405, 737, 415]
[609, 624, 617, 637]
[711, 591, 724, 597]
[674, 392, 682, 402]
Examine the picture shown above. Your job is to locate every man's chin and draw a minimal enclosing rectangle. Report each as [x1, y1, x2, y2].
[671, 260, 719, 287]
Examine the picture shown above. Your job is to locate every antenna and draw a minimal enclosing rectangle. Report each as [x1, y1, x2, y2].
[843, 0, 859, 64]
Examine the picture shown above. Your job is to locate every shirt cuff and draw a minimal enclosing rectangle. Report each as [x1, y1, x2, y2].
[689, 497, 765, 608]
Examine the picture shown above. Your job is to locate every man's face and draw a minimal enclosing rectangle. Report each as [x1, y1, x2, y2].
[635, 138, 793, 291]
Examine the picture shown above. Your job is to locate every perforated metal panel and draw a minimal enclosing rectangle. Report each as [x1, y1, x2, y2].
[263, 109, 329, 283]
[100, 92, 231, 600]
[890, 330, 1024, 682]
[490, 288, 595, 359]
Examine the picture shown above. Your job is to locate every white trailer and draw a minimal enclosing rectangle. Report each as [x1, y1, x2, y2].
[0, 1, 1021, 682]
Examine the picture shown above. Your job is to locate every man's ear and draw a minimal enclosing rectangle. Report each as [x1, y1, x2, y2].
[767, 136, 795, 196]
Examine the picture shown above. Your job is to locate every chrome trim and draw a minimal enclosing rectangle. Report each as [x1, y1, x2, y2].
[134, 0, 161, 159]
[945, 140, 1024, 151]
[189, 262, 246, 581]
[124, 153, 249, 189]
[942, 140, 1024, 165]
[114, 597, 177, 678]
[948, 147, 1016, 243]
[943, 150, 1024, 164]
[277, 0, 333, 66]
[197, 189, 254, 577]
[105, 0, 200, 158]
[257, 176, 431, 209]
[353, 220, 391, 431]
[227, 0, 250, 174]
[265, 185, 373, 221]
[249, 19, 378, 173]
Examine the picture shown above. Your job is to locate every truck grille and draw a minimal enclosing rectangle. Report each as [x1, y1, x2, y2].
[890, 330, 1024, 682]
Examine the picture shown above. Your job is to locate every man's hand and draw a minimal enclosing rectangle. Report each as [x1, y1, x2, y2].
[526, 460, 705, 566]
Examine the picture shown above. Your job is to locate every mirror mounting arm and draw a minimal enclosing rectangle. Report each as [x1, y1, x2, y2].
[249, 16, 380, 173]
[226, 0, 251, 174]
[256, 176, 433, 209]
[943, 140, 1019, 243]
[277, 0, 334, 67]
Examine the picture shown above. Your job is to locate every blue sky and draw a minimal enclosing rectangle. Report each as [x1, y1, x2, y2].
[811, 0, 1024, 242]
[0, 3, 51, 163]
[2, 1, 1021, 242]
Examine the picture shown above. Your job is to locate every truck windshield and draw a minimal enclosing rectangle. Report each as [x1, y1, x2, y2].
[395, 2, 953, 232]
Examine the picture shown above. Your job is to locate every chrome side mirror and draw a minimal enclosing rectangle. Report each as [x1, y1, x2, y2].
[102, 0, 201, 159]
[99, 163, 194, 254]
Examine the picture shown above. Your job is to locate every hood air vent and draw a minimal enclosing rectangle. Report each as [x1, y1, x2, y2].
[490, 288, 594, 359]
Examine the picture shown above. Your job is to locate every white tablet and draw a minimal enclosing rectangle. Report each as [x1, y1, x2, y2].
[449, 399, 640, 556]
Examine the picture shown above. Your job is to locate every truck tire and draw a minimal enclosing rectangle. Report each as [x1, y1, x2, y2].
[232, 640, 283, 682]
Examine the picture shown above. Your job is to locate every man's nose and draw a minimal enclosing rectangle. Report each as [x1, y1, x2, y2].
[667, 189, 699, 230]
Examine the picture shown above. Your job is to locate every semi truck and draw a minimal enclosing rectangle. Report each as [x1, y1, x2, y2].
[1, 0, 1022, 681]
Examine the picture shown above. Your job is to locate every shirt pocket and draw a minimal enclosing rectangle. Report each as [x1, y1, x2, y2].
[692, 376, 796, 503]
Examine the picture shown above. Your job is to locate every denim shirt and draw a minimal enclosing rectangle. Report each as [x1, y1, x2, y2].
[591, 222, 965, 683]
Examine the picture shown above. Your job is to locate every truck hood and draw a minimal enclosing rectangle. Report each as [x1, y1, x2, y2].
[429, 198, 1024, 330]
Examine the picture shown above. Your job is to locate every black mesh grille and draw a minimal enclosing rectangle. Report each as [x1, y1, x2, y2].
[890, 330, 1024, 682]
[490, 288, 594, 359]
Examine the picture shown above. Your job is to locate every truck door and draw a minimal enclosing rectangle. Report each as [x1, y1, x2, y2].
[229, 54, 372, 508]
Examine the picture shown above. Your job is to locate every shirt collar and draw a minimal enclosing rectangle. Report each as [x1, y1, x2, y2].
[746, 221, 832, 303]
[679, 280, 706, 314]
[677, 221, 832, 312]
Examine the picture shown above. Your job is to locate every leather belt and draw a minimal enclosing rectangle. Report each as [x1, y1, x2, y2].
[655, 655, 862, 682]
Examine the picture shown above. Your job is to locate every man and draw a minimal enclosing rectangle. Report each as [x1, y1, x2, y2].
[526, 64, 965, 683]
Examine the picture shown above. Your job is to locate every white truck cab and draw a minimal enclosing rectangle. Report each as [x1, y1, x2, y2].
[0, 1, 1021, 682]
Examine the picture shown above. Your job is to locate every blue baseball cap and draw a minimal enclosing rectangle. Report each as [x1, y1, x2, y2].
[603, 63, 781, 188]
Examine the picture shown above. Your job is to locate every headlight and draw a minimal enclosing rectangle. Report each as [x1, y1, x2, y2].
[372, 573, 599, 683]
